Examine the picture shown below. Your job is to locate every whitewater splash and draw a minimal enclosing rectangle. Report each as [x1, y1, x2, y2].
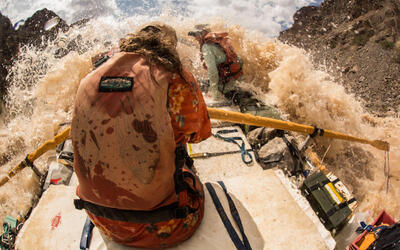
[0, 15, 399, 227]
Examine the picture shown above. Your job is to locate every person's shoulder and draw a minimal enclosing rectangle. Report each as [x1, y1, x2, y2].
[180, 67, 196, 81]
[202, 43, 222, 51]
[206, 31, 229, 38]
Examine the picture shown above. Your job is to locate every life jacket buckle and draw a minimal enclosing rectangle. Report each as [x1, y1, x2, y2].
[74, 199, 84, 210]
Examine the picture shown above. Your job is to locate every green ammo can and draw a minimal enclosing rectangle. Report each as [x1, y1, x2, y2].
[301, 171, 355, 232]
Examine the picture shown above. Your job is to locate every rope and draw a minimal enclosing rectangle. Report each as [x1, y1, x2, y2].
[321, 144, 331, 165]
[385, 150, 390, 193]
[356, 221, 388, 234]
[213, 129, 253, 164]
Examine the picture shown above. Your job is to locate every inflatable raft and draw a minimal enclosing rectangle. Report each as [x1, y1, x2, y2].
[14, 120, 345, 250]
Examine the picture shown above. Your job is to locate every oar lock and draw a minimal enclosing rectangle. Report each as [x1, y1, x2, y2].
[22, 156, 43, 178]
[310, 125, 325, 138]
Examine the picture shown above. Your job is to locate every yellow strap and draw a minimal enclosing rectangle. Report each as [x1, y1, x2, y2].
[359, 232, 376, 250]
[305, 148, 327, 172]
[187, 143, 193, 157]
[324, 182, 344, 204]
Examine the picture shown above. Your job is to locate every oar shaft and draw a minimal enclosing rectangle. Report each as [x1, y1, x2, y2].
[0, 127, 71, 187]
[0, 176, 10, 186]
[207, 107, 314, 133]
[27, 127, 71, 162]
[321, 129, 389, 151]
[207, 107, 389, 151]
[0, 106, 390, 187]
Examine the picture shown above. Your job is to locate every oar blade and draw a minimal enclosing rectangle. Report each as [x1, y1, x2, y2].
[371, 140, 390, 151]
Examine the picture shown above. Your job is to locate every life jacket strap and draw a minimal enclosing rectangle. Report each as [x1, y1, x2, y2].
[206, 181, 252, 250]
[74, 146, 200, 223]
[74, 199, 197, 224]
[218, 62, 243, 85]
[174, 146, 199, 195]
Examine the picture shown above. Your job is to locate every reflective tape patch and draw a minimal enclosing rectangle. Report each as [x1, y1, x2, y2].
[187, 143, 193, 156]
[99, 76, 134, 92]
[324, 183, 343, 204]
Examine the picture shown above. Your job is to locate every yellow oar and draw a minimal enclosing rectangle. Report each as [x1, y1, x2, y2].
[0, 108, 390, 187]
[207, 107, 390, 151]
[0, 127, 71, 187]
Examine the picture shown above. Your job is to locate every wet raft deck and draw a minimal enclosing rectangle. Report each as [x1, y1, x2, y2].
[188, 127, 334, 250]
[16, 126, 334, 250]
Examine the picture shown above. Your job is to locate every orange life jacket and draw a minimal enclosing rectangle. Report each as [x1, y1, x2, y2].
[200, 32, 243, 84]
[72, 52, 181, 211]
[72, 51, 208, 248]
[168, 67, 211, 145]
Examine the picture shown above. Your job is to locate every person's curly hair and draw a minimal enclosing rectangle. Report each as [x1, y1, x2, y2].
[119, 23, 181, 73]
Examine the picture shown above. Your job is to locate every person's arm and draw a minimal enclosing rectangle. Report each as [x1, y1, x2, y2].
[202, 44, 224, 97]
[168, 69, 211, 145]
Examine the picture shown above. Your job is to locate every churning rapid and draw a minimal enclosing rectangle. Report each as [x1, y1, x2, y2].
[0, 15, 399, 230]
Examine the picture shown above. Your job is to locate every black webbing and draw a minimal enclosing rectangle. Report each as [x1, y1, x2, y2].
[74, 199, 197, 224]
[205, 182, 252, 250]
[24, 156, 43, 178]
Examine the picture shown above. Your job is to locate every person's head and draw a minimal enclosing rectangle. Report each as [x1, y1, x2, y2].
[188, 24, 211, 42]
[119, 22, 180, 72]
